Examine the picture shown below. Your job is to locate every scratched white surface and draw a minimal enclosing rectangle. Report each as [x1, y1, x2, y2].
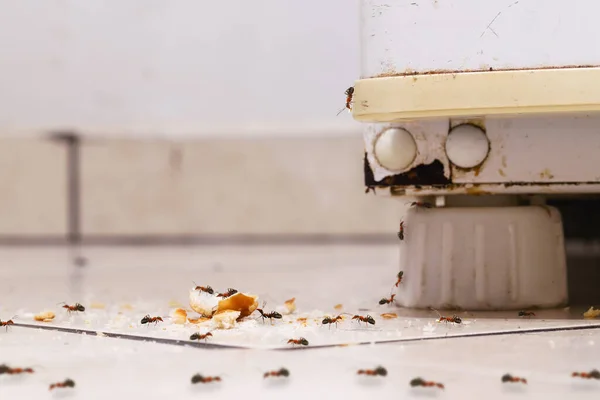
[361, 0, 600, 76]
[1, 246, 600, 399]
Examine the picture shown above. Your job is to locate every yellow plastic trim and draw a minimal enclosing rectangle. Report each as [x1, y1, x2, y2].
[352, 67, 600, 122]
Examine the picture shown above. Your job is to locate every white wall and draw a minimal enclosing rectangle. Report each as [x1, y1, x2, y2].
[0, 0, 361, 138]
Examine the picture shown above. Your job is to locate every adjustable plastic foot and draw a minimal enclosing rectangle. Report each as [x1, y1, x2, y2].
[396, 205, 567, 310]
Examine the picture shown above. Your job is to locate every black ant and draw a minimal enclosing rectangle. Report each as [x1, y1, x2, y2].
[357, 366, 387, 376]
[501, 373, 527, 384]
[352, 314, 375, 326]
[140, 315, 163, 325]
[190, 332, 213, 341]
[322, 315, 343, 329]
[216, 288, 238, 298]
[287, 337, 309, 346]
[193, 283, 214, 295]
[395, 271, 404, 287]
[336, 86, 354, 116]
[49, 379, 75, 391]
[379, 293, 396, 305]
[407, 201, 433, 209]
[0, 315, 16, 331]
[263, 368, 290, 379]
[572, 370, 600, 379]
[191, 374, 221, 384]
[410, 377, 444, 389]
[431, 308, 462, 324]
[60, 303, 85, 314]
[256, 303, 282, 324]
[518, 310, 535, 318]
[365, 186, 376, 195]
[397, 221, 405, 241]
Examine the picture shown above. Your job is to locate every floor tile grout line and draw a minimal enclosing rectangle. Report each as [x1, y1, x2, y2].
[13, 322, 600, 351]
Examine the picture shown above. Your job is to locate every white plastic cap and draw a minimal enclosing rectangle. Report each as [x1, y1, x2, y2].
[373, 128, 417, 172]
[445, 124, 489, 169]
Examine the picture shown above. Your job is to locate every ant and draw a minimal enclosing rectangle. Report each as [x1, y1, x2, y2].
[501, 373, 527, 384]
[357, 366, 387, 376]
[407, 201, 433, 209]
[0, 364, 34, 375]
[395, 271, 404, 287]
[140, 315, 163, 325]
[410, 377, 445, 389]
[322, 315, 343, 329]
[379, 293, 396, 305]
[0, 315, 16, 331]
[190, 332, 213, 341]
[352, 314, 375, 326]
[336, 86, 354, 116]
[518, 310, 535, 318]
[191, 374, 221, 384]
[49, 378, 75, 391]
[60, 303, 85, 314]
[193, 282, 214, 295]
[263, 368, 290, 379]
[431, 308, 462, 324]
[572, 369, 600, 379]
[256, 303, 282, 324]
[287, 337, 309, 346]
[365, 186, 376, 195]
[397, 221, 405, 241]
[216, 288, 238, 298]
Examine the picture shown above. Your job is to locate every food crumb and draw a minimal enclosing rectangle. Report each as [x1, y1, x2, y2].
[171, 308, 188, 324]
[583, 306, 600, 319]
[334, 304, 343, 311]
[34, 311, 55, 322]
[380, 313, 398, 319]
[90, 302, 105, 309]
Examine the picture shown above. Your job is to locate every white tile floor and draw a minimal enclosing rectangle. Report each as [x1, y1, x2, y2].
[1, 245, 600, 399]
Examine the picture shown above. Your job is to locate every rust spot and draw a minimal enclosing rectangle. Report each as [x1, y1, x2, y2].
[364, 153, 451, 188]
[373, 64, 600, 79]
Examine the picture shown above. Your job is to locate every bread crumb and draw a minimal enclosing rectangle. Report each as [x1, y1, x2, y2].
[120, 304, 134, 311]
[276, 297, 296, 315]
[171, 308, 188, 324]
[33, 311, 55, 322]
[211, 310, 241, 329]
[334, 304, 343, 311]
[90, 302, 105, 309]
[380, 313, 398, 319]
[216, 292, 259, 319]
[583, 306, 600, 319]
[188, 316, 211, 324]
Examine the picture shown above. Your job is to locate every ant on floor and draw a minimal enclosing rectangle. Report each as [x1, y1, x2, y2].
[287, 337, 309, 346]
[357, 366, 387, 377]
[191, 374, 222, 384]
[501, 373, 527, 384]
[431, 308, 462, 324]
[140, 315, 163, 325]
[351, 314, 375, 326]
[60, 303, 85, 314]
[322, 315, 343, 329]
[263, 368, 290, 379]
[49, 379, 75, 391]
[410, 377, 444, 389]
[0, 315, 16, 331]
[256, 303, 282, 324]
[189, 332, 213, 342]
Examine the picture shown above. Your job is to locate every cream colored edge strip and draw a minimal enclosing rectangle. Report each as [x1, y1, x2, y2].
[353, 67, 600, 122]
